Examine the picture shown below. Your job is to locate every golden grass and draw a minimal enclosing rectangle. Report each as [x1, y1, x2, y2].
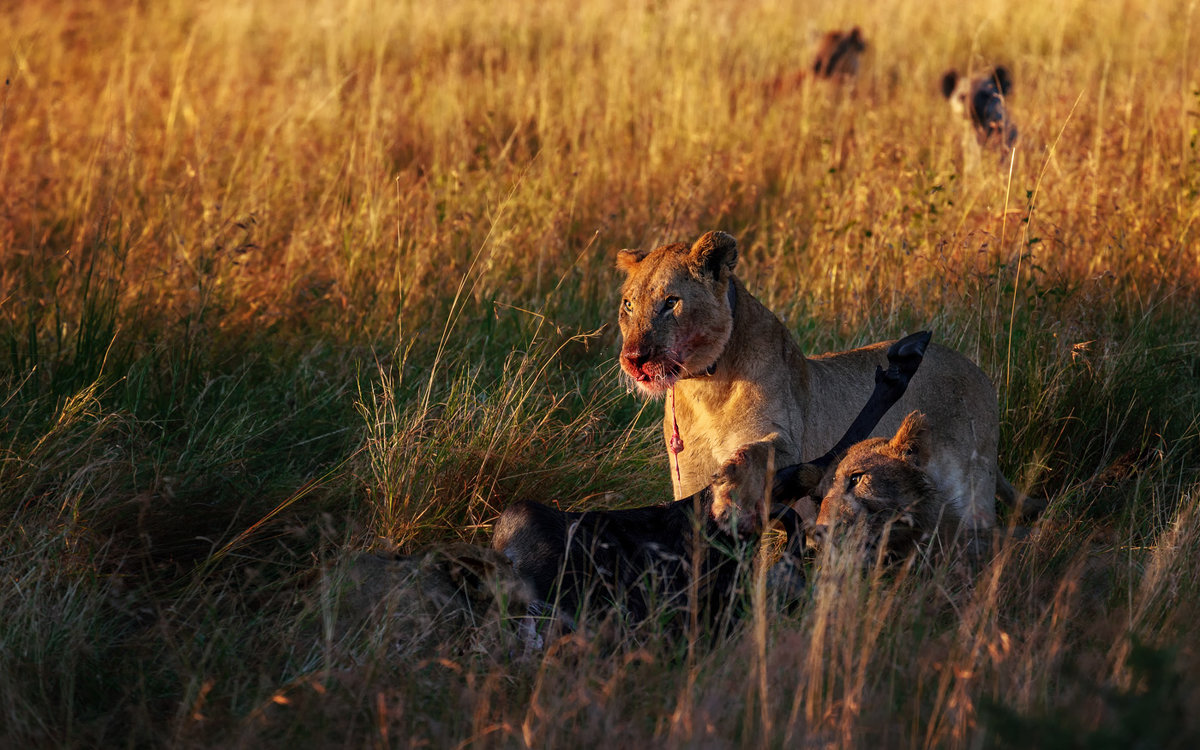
[6, 0, 1196, 340]
[3, 0, 1200, 746]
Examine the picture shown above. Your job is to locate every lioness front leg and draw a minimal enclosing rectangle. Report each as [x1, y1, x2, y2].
[709, 437, 786, 536]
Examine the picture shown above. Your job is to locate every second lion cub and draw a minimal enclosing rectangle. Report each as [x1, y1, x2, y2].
[811, 411, 949, 560]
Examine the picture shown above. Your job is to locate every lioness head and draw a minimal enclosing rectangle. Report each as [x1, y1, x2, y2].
[811, 411, 942, 560]
[616, 230, 738, 397]
[941, 66, 1018, 148]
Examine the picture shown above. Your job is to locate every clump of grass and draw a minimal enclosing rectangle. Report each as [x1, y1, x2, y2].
[353, 324, 660, 549]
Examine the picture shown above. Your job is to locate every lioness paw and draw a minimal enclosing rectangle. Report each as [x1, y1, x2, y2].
[710, 443, 775, 535]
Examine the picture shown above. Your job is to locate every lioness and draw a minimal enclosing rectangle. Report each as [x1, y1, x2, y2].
[616, 230, 1026, 552]
[811, 411, 949, 561]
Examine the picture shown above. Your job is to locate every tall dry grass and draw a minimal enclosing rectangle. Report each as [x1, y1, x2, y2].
[2, 0, 1200, 746]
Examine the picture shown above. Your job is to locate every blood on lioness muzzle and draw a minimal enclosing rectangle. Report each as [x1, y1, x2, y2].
[620, 348, 681, 391]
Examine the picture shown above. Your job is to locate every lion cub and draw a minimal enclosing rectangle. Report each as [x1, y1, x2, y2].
[812, 411, 951, 561]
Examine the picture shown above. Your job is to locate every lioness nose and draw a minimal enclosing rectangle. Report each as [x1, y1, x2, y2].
[621, 348, 652, 372]
[807, 524, 828, 550]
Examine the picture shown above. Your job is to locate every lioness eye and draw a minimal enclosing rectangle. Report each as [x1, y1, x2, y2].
[621, 299, 633, 314]
[660, 296, 681, 315]
[847, 472, 864, 488]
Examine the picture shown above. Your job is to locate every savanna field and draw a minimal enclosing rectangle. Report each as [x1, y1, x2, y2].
[3, 0, 1200, 746]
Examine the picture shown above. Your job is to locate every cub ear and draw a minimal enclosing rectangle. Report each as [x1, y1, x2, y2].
[848, 26, 865, 49]
[991, 66, 1013, 95]
[941, 70, 960, 99]
[890, 411, 932, 467]
[688, 231, 738, 280]
[616, 248, 650, 273]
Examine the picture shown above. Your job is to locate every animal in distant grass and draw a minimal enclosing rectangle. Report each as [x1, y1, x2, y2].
[812, 26, 867, 80]
[763, 27, 867, 98]
[615, 230, 1036, 559]
[941, 66, 1018, 149]
[493, 332, 930, 636]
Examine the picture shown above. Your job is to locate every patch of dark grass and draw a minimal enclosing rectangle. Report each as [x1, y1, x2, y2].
[981, 638, 1200, 750]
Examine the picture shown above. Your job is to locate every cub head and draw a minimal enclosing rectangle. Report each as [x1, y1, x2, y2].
[616, 230, 738, 397]
[941, 66, 1018, 148]
[812, 26, 867, 79]
[811, 411, 941, 560]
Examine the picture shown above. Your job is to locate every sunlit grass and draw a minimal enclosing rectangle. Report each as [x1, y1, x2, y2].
[2, 0, 1199, 745]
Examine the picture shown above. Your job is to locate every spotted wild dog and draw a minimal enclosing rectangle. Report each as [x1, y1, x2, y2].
[763, 26, 867, 99]
[941, 66, 1018, 149]
[812, 26, 867, 80]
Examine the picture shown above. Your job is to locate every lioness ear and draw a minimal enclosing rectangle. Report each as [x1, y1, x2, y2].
[616, 248, 650, 273]
[688, 231, 738, 280]
[891, 411, 931, 467]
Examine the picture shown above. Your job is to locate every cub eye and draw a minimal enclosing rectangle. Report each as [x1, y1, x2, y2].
[847, 472, 865, 489]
